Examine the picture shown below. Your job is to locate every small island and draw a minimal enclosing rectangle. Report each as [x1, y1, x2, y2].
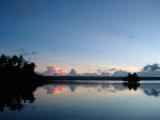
[123, 73, 140, 90]
[123, 73, 140, 83]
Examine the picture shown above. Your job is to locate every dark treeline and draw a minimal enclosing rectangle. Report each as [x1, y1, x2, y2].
[0, 54, 46, 83]
[0, 54, 44, 111]
[0, 54, 37, 83]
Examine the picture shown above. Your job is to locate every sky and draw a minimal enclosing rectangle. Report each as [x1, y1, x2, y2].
[1, 0, 160, 74]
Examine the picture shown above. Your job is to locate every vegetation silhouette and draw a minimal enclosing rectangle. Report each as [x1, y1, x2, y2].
[123, 73, 140, 83]
[122, 82, 140, 91]
[122, 73, 140, 90]
[0, 54, 44, 111]
[0, 82, 38, 111]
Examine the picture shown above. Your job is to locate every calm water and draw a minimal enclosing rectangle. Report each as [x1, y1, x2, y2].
[1, 81, 160, 120]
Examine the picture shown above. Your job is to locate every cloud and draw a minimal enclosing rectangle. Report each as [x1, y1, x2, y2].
[111, 70, 128, 76]
[43, 65, 68, 76]
[136, 64, 160, 77]
[137, 71, 160, 77]
[78, 66, 139, 76]
[82, 72, 99, 76]
[82, 70, 110, 76]
[143, 64, 160, 72]
[111, 64, 160, 77]
[41, 63, 160, 77]
[85, 66, 141, 76]
[19, 48, 37, 56]
[68, 69, 78, 76]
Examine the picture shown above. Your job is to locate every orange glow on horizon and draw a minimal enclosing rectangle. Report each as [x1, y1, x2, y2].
[51, 86, 68, 95]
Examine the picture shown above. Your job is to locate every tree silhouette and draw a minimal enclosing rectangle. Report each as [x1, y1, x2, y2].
[0, 54, 37, 79]
[0, 54, 43, 111]
[123, 72, 140, 91]
[123, 72, 140, 83]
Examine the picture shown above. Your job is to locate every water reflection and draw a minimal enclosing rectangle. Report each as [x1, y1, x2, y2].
[0, 81, 41, 111]
[44, 85, 68, 95]
[43, 83, 121, 95]
[122, 82, 140, 91]
[2, 81, 160, 112]
[43, 82, 160, 98]
[144, 89, 160, 97]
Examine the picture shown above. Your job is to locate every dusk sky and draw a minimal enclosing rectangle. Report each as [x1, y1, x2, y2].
[1, 0, 160, 74]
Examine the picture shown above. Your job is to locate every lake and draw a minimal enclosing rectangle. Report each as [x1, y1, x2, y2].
[1, 81, 160, 120]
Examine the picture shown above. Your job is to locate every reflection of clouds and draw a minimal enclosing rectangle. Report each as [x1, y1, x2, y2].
[96, 84, 117, 93]
[104, 85, 117, 93]
[144, 89, 160, 97]
[43, 83, 160, 97]
[69, 84, 77, 92]
[44, 85, 68, 95]
[141, 83, 160, 97]
[52, 87, 67, 95]
[44, 83, 125, 95]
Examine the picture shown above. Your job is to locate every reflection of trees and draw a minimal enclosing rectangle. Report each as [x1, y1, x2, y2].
[44, 83, 124, 95]
[0, 54, 43, 111]
[122, 82, 140, 91]
[0, 78, 41, 111]
[43, 82, 160, 98]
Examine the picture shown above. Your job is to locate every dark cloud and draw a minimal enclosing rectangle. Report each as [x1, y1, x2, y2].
[19, 48, 37, 56]
[143, 64, 160, 72]
[68, 69, 78, 76]
[111, 64, 160, 77]
[136, 64, 160, 77]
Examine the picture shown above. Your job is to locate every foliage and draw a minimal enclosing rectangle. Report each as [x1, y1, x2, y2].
[0, 54, 43, 111]
[0, 54, 36, 76]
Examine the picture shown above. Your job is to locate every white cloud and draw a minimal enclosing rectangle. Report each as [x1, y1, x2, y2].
[111, 70, 128, 76]
[43, 65, 68, 76]
[112, 64, 160, 77]
[41, 64, 160, 77]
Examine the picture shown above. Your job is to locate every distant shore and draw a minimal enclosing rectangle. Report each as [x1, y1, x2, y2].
[42, 76, 160, 81]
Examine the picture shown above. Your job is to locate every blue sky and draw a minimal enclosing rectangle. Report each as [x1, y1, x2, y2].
[1, 0, 160, 73]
